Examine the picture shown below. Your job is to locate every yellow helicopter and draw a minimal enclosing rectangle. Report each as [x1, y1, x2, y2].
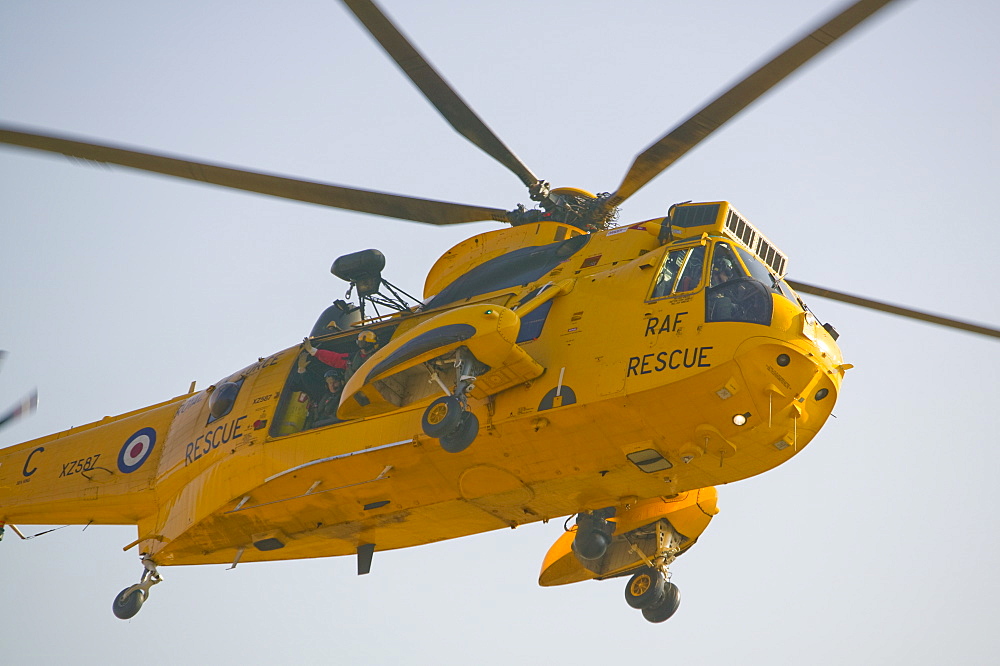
[1, 0, 997, 629]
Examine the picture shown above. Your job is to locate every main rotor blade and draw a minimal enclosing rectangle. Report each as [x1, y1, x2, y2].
[787, 280, 1000, 340]
[340, 0, 541, 189]
[607, 0, 899, 209]
[0, 125, 511, 226]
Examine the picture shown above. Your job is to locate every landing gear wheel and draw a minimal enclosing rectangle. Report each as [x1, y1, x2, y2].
[112, 555, 162, 620]
[112, 585, 146, 620]
[641, 581, 681, 623]
[625, 569, 665, 609]
[422, 396, 463, 438]
[439, 411, 479, 453]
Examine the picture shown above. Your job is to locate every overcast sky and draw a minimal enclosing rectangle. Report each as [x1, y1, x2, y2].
[1, 1, 998, 664]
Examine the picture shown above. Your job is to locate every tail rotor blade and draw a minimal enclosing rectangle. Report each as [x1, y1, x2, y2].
[0, 389, 38, 431]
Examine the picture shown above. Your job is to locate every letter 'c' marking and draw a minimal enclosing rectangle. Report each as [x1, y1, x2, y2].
[22, 446, 44, 477]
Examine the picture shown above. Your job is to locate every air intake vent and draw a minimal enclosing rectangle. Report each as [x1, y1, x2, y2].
[755, 237, 786, 276]
[726, 209, 757, 248]
[672, 203, 720, 228]
[722, 204, 788, 277]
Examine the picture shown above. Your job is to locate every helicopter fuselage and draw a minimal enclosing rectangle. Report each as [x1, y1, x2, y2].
[0, 203, 845, 569]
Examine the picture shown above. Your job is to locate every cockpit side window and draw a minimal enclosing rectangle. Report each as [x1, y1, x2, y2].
[710, 243, 745, 287]
[651, 245, 705, 299]
[706, 242, 772, 325]
[675, 245, 705, 293]
[652, 249, 684, 298]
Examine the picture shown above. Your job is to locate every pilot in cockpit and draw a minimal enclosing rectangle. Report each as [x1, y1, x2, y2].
[709, 248, 740, 320]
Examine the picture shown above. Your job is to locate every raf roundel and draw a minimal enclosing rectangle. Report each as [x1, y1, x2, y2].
[118, 427, 157, 474]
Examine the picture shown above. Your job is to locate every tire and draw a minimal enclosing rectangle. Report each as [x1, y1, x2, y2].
[440, 411, 479, 453]
[641, 581, 681, 623]
[625, 569, 665, 609]
[422, 396, 463, 438]
[112, 586, 146, 620]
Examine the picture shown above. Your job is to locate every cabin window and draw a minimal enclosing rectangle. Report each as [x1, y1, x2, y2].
[207, 379, 244, 424]
[706, 242, 772, 325]
[651, 245, 705, 299]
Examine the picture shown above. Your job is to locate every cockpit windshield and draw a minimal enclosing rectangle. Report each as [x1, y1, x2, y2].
[733, 246, 798, 303]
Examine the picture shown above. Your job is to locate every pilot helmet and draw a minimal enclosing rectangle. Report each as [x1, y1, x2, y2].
[714, 257, 734, 274]
[357, 330, 378, 350]
[324, 368, 345, 383]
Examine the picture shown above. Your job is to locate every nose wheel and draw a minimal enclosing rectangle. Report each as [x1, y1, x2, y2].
[112, 556, 162, 620]
[620, 519, 684, 623]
